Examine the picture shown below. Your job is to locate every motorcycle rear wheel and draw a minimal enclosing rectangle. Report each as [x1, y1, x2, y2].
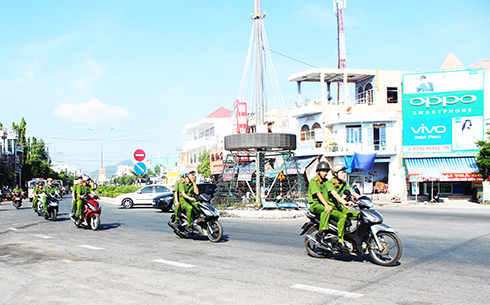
[368, 231, 402, 266]
[91, 214, 100, 231]
[207, 220, 223, 242]
[304, 226, 327, 258]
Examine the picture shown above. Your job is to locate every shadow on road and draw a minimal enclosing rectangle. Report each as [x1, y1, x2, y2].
[98, 223, 124, 231]
[186, 234, 230, 243]
[311, 253, 402, 267]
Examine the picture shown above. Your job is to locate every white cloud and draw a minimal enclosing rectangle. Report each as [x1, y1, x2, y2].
[53, 98, 130, 127]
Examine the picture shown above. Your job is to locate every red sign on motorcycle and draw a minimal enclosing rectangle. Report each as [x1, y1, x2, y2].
[134, 149, 146, 162]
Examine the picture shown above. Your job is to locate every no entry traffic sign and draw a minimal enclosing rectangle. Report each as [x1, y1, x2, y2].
[134, 162, 147, 175]
[134, 149, 146, 162]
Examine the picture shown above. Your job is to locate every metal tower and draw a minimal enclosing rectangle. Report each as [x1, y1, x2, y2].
[334, 0, 348, 104]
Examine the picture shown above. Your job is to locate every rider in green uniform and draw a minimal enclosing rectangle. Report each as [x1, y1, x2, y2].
[307, 162, 332, 241]
[70, 176, 83, 219]
[32, 183, 43, 211]
[171, 173, 185, 227]
[324, 164, 361, 250]
[12, 185, 23, 203]
[42, 178, 59, 218]
[75, 176, 94, 221]
[178, 170, 199, 233]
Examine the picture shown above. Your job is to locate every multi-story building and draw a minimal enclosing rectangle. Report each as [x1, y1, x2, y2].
[0, 128, 24, 186]
[288, 68, 407, 197]
[180, 107, 232, 176]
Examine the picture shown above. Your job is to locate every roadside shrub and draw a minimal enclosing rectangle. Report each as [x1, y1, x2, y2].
[98, 185, 142, 198]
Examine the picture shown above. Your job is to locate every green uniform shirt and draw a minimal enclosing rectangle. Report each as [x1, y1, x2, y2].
[33, 188, 42, 199]
[308, 174, 326, 205]
[178, 181, 196, 205]
[13, 188, 23, 195]
[325, 177, 351, 209]
[43, 185, 57, 195]
[78, 185, 93, 200]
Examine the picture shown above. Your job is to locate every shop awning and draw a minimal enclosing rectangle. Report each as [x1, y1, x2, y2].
[285, 156, 316, 175]
[406, 157, 483, 182]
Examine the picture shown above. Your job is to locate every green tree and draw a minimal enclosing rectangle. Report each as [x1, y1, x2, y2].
[197, 149, 210, 179]
[476, 129, 490, 181]
[11, 118, 28, 164]
[29, 137, 49, 162]
[22, 160, 56, 180]
[154, 164, 161, 176]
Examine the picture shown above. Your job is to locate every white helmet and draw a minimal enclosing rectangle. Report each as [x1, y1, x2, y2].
[82, 175, 90, 181]
[331, 164, 347, 175]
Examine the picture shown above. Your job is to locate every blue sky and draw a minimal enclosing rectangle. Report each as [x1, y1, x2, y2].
[1, 0, 489, 174]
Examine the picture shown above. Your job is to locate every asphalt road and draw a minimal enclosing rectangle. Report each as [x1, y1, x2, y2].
[1, 198, 490, 305]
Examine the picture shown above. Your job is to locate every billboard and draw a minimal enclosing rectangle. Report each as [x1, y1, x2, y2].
[210, 147, 224, 175]
[402, 69, 485, 157]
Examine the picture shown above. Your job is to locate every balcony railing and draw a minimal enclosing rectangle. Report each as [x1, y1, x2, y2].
[356, 88, 374, 105]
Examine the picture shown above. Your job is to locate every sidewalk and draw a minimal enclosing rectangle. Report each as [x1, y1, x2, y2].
[99, 196, 488, 220]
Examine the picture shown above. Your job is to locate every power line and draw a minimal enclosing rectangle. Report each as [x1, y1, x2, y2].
[263, 47, 318, 68]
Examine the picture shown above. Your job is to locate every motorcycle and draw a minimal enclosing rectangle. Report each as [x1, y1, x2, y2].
[40, 193, 59, 221]
[168, 193, 223, 242]
[300, 191, 402, 266]
[72, 193, 101, 230]
[13, 193, 22, 209]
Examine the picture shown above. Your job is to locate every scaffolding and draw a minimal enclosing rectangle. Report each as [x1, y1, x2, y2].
[211, 151, 308, 209]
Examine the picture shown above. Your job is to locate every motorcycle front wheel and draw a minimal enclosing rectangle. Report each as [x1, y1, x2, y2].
[51, 209, 58, 221]
[304, 226, 327, 258]
[368, 231, 402, 266]
[91, 214, 100, 231]
[207, 220, 223, 242]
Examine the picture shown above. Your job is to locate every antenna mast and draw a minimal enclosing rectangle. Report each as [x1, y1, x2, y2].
[335, 0, 348, 104]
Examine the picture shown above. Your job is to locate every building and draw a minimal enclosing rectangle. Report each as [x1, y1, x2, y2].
[288, 68, 407, 197]
[180, 107, 233, 177]
[402, 67, 487, 199]
[0, 128, 24, 187]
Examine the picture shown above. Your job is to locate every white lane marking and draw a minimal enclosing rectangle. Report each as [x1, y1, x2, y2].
[78, 245, 104, 250]
[35, 234, 52, 239]
[8, 228, 19, 231]
[291, 284, 364, 299]
[153, 259, 195, 268]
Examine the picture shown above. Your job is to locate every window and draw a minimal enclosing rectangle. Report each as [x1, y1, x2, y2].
[365, 83, 373, 105]
[356, 83, 374, 105]
[373, 124, 386, 150]
[140, 186, 154, 193]
[346, 125, 362, 144]
[387, 87, 398, 103]
[311, 122, 322, 148]
[300, 125, 311, 141]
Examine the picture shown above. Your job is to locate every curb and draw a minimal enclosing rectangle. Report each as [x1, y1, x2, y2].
[219, 209, 307, 220]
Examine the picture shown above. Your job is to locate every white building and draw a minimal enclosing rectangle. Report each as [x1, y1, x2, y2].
[289, 68, 406, 197]
[181, 107, 233, 171]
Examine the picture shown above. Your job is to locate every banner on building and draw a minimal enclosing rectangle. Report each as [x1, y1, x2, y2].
[210, 147, 224, 175]
[402, 69, 485, 158]
[232, 98, 248, 134]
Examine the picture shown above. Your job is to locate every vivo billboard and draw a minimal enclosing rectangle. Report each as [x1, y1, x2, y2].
[402, 69, 485, 157]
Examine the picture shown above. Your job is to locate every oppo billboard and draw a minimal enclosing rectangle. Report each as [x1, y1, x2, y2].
[402, 69, 485, 157]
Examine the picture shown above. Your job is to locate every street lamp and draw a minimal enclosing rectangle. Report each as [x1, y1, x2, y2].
[89, 127, 114, 170]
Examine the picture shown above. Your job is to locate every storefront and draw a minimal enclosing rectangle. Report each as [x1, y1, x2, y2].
[405, 157, 483, 197]
[402, 69, 486, 198]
